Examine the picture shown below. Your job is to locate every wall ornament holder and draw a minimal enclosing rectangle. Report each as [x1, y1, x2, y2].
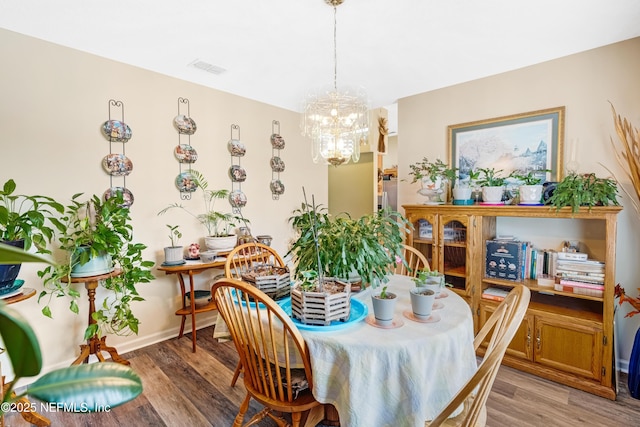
[228, 124, 247, 214]
[101, 99, 134, 208]
[270, 120, 285, 200]
[173, 97, 198, 200]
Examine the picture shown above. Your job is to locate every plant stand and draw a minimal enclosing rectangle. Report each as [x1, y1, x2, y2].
[291, 279, 351, 326]
[70, 270, 129, 366]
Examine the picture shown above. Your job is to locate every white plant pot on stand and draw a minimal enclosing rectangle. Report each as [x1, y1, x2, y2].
[519, 184, 544, 205]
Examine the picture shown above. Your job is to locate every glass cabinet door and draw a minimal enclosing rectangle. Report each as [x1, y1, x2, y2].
[408, 214, 438, 271]
[439, 215, 469, 295]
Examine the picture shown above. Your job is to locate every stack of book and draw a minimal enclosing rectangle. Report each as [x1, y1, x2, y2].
[481, 286, 510, 301]
[554, 252, 605, 297]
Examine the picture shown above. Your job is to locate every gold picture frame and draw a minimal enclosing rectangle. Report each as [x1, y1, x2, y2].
[448, 106, 565, 182]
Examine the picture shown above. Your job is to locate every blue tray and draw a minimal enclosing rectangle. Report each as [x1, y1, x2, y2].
[231, 288, 291, 308]
[0, 279, 24, 297]
[279, 298, 368, 331]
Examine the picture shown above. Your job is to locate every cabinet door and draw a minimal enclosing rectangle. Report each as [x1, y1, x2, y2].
[479, 301, 533, 360]
[405, 212, 438, 270]
[535, 316, 603, 381]
[439, 215, 469, 295]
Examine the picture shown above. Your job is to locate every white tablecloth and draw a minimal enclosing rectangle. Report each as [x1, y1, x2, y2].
[301, 274, 477, 427]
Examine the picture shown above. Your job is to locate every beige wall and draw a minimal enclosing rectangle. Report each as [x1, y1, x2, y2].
[0, 28, 327, 384]
[397, 37, 640, 369]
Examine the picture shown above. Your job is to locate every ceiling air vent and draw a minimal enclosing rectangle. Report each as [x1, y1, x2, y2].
[188, 59, 226, 75]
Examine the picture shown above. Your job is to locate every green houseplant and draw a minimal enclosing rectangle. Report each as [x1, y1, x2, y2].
[477, 167, 509, 203]
[163, 224, 184, 264]
[0, 244, 142, 419]
[408, 157, 457, 204]
[287, 202, 410, 288]
[158, 170, 245, 251]
[510, 169, 550, 204]
[37, 191, 155, 339]
[0, 179, 64, 291]
[546, 172, 620, 213]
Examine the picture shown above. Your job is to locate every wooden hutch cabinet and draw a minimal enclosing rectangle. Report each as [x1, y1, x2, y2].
[403, 204, 622, 399]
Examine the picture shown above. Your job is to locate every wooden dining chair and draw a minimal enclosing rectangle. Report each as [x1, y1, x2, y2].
[223, 242, 288, 386]
[426, 285, 530, 427]
[224, 242, 287, 280]
[394, 244, 430, 277]
[211, 278, 324, 427]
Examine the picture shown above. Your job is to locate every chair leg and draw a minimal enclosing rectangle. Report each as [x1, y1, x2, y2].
[230, 361, 242, 386]
[233, 393, 251, 427]
[302, 405, 326, 427]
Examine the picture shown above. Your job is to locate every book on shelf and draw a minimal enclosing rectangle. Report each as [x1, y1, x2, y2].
[558, 279, 605, 290]
[557, 251, 588, 261]
[482, 287, 510, 301]
[485, 239, 526, 282]
[555, 283, 604, 298]
[556, 273, 604, 284]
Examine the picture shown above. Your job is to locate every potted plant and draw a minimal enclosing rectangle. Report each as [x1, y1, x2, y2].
[287, 193, 410, 325]
[477, 167, 508, 203]
[0, 179, 64, 292]
[37, 191, 155, 339]
[412, 268, 445, 297]
[371, 285, 397, 326]
[0, 244, 142, 418]
[163, 224, 184, 265]
[545, 172, 620, 212]
[510, 169, 550, 204]
[408, 157, 457, 204]
[158, 170, 244, 252]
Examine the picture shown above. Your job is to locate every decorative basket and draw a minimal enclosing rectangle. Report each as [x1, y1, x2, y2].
[291, 278, 351, 326]
[241, 264, 291, 300]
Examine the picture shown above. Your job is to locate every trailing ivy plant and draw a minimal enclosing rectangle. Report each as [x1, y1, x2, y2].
[546, 172, 620, 212]
[37, 192, 155, 339]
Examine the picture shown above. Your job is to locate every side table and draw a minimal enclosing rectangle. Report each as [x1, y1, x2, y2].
[157, 258, 226, 352]
[1, 286, 51, 427]
[69, 269, 129, 366]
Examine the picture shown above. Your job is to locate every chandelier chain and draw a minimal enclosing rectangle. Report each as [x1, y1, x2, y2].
[333, 5, 337, 91]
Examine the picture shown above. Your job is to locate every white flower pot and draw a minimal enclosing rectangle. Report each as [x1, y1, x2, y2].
[453, 186, 472, 200]
[481, 186, 505, 203]
[163, 246, 184, 264]
[519, 184, 543, 204]
[204, 234, 237, 252]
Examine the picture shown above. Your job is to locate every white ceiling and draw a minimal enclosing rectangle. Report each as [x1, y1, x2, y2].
[2, 0, 640, 130]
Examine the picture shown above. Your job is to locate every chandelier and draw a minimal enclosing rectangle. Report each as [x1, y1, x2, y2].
[302, 0, 370, 166]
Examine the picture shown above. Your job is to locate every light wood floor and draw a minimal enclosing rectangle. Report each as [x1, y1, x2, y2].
[5, 326, 639, 426]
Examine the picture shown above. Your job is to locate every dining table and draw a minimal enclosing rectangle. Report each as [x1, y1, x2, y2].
[295, 274, 477, 427]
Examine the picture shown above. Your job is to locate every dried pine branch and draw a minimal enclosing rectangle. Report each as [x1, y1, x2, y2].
[609, 103, 640, 215]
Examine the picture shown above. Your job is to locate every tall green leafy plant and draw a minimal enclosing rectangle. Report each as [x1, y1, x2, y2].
[158, 170, 244, 236]
[287, 202, 411, 287]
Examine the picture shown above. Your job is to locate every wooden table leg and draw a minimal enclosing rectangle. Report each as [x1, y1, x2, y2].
[3, 376, 51, 426]
[187, 272, 197, 353]
[176, 273, 187, 338]
[323, 404, 341, 426]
